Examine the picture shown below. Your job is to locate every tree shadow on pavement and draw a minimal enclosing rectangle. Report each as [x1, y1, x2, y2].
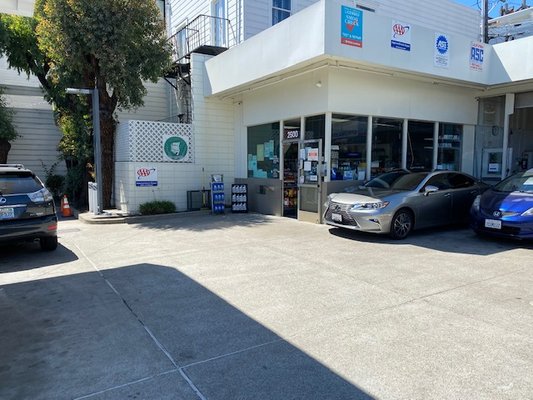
[0, 263, 375, 400]
[127, 212, 276, 233]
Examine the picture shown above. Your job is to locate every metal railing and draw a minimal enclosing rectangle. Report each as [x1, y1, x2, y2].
[169, 14, 234, 64]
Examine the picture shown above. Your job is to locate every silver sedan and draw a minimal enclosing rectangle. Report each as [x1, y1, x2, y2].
[323, 170, 489, 239]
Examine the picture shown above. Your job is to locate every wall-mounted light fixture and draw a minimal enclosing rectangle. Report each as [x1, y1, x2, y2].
[315, 81, 322, 88]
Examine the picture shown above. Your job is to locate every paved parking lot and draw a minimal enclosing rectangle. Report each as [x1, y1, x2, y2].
[1, 213, 532, 400]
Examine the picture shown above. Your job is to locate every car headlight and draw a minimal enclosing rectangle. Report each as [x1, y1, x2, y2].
[324, 194, 335, 208]
[351, 201, 389, 211]
[521, 207, 533, 217]
[28, 188, 53, 203]
[471, 195, 481, 212]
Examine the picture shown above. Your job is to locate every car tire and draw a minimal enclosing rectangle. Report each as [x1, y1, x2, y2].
[389, 209, 414, 240]
[40, 236, 58, 251]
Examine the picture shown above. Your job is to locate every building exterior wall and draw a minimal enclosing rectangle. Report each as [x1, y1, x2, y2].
[0, 0, 34, 16]
[243, 0, 479, 41]
[240, 68, 479, 127]
[205, 0, 494, 97]
[0, 57, 40, 87]
[190, 53, 236, 198]
[237, 66, 479, 177]
[169, 0, 479, 49]
[114, 53, 235, 214]
[168, 0, 243, 45]
[117, 79, 175, 122]
[7, 108, 67, 179]
[168, 0, 211, 35]
[243, 0, 318, 39]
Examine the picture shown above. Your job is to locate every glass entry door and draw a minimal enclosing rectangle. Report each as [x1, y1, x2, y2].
[298, 139, 323, 223]
[282, 141, 299, 218]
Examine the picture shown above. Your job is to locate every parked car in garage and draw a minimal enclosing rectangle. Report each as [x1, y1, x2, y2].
[470, 169, 533, 240]
[0, 164, 58, 251]
[324, 170, 488, 239]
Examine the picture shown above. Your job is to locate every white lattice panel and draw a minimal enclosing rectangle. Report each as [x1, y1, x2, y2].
[116, 119, 194, 163]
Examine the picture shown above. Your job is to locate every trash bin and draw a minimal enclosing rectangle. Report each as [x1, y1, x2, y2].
[88, 182, 98, 214]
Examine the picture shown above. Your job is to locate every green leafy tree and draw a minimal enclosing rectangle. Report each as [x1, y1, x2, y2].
[0, 1, 171, 208]
[0, 11, 92, 204]
[36, 0, 172, 208]
[0, 88, 18, 163]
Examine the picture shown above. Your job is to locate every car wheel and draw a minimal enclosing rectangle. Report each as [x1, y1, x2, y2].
[40, 236, 58, 251]
[389, 209, 414, 240]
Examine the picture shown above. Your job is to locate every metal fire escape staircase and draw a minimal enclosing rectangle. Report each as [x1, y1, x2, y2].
[165, 15, 233, 123]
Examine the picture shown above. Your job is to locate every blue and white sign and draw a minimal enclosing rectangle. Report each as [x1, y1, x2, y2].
[391, 21, 411, 51]
[341, 6, 363, 48]
[135, 166, 158, 187]
[470, 41, 484, 72]
[434, 33, 450, 68]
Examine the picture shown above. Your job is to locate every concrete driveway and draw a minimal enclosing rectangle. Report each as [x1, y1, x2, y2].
[1, 213, 532, 399]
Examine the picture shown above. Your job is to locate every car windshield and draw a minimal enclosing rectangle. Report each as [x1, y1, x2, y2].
[364, 171, 410, 189]
[0, 173, 42, 195]
[493, 173, 533, 193]
[389, 172, 429, 191]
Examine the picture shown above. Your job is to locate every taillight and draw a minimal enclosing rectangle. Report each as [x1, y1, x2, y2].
[28, 188, 53, 203]
[47, 223, 57, 231]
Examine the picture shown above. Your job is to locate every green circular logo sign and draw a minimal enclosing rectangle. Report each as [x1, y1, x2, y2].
[164, 136, 188, 161]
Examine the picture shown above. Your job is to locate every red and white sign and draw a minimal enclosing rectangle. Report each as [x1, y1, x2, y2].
[307, 148, 319, 161]
[135, 166, 158, 187]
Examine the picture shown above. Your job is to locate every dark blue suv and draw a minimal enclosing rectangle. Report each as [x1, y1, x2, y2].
[0, 164, 58, 251]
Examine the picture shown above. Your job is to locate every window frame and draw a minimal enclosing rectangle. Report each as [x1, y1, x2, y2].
[272, 0, 291, 25]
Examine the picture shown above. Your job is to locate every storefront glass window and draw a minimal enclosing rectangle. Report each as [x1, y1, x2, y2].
[438, 123, 462, 171]
[247, 122, 280, 179]
[331, 114, 367, 181]
[407, 120, 434, 172]
[371, 118, 402, 176]
[304, 115, 325, 142]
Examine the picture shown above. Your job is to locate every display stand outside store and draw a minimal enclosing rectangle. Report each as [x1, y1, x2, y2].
[211, 174, 225, 214]
[231, 184, 248, 212]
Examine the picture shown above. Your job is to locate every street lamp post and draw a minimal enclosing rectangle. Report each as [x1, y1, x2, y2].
[66, 86, 103, 215]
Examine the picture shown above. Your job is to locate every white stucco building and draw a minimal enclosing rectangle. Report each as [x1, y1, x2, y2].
[114, 0, 533, 221]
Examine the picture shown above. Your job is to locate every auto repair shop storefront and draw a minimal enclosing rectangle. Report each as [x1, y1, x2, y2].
[203, 0, 533, 223]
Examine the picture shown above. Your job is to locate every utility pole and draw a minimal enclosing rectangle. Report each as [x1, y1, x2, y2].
[482, 0, 489, 43]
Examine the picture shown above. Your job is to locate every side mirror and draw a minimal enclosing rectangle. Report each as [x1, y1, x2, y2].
[424, 185, 439, 196]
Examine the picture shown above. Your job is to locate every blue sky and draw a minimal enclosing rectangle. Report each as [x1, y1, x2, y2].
[453, 0, 528, 17]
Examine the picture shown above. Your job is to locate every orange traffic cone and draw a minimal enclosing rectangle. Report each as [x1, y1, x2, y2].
[61, 194, 72, 217]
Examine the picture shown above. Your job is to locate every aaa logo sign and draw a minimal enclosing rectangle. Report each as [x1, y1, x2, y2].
[163, 135, 188, 161]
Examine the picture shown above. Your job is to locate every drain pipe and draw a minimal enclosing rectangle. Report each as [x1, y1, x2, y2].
[502, 93, 514, 179]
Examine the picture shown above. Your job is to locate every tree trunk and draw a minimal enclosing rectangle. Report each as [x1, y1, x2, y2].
[0, 139, 11, 164]
[100, 112, 116, 209]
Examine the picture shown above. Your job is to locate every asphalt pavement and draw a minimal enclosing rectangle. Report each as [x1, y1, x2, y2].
[0, 212, 532, 399]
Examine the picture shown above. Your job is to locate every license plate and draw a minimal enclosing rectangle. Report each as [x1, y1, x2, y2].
[331, 213, 342, 223]
[0, 207, 15, 220]
[485, 219, 502, 229]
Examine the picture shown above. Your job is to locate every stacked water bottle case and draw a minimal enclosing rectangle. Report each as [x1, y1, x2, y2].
[211, 182, 225, 214]
[231, 184, 248, 213]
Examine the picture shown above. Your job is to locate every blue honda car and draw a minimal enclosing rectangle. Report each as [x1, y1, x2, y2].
[470, 169, 533, 239]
